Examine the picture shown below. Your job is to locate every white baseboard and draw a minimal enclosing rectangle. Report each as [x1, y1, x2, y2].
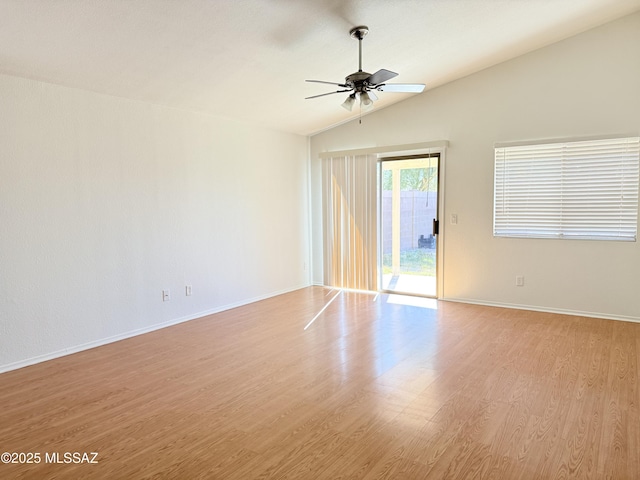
[0, 284, 309, 374]
[442, 296, 640, 324]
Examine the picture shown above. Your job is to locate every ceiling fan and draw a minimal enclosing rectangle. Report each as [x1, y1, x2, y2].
[305, 25, 425, 111]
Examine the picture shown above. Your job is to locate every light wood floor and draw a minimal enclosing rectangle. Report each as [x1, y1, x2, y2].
[1, 287, 638, 479]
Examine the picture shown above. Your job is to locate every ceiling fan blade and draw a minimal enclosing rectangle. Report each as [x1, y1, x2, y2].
[305, 89, 351, 99]
[377, 83, 425, 93]
[367, 90, 378, 101]
[306, 79, 349, 88]
[366, 69, 398, 85]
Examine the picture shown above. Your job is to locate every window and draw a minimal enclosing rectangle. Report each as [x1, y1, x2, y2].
[494, 137, 640, 241]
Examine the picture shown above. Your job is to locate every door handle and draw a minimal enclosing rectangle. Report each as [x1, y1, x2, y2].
[432, 219, 439, 236]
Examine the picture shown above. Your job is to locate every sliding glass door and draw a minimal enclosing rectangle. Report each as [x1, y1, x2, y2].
[380, 154, 440, 297]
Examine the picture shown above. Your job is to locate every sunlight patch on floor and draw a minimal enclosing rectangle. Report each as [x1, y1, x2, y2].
[386, 294, 438, 310]
[304, 289, 342, 330]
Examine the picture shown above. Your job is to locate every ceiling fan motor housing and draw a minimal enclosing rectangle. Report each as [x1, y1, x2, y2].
[345, 71, 372, 93]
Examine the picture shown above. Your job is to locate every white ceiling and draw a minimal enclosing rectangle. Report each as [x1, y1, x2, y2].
[1, 0, 639, 136]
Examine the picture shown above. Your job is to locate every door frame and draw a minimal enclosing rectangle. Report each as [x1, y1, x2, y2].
[377, 148, 446, 298]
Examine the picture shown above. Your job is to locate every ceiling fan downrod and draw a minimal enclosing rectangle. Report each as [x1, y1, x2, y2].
[349, 26, 369, 73]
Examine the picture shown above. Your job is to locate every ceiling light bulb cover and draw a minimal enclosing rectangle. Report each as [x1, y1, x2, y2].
[342, 94, 356, 111]
[359, 92, 373, 111]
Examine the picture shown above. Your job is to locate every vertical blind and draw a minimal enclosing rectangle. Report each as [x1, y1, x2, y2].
[494, 137, 640, 241]
[322, 155, 377, 290]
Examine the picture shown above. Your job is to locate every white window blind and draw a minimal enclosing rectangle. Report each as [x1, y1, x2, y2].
[494, 137, 640, 241]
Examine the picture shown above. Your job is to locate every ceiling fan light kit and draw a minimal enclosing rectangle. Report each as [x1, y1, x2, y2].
[306, 25, 425, 114]
[341, 93, 356, 111]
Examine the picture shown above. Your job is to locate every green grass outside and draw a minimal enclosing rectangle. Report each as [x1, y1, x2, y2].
[382, 248, 436, 276]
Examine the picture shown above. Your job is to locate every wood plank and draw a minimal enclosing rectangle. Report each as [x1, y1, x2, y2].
[0, 287, 638, 479]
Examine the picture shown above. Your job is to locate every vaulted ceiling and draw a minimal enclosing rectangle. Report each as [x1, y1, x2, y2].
[1, 0, 639, 136]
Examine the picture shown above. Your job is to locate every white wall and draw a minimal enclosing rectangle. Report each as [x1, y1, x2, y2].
[0, 75, 310, 371]
[310, 12, 640, 321]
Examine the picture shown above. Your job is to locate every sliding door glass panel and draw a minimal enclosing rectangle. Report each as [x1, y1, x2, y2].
[381, 156, 439, 297]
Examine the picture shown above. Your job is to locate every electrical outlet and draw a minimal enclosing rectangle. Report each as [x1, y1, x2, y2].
[516, 276, 525, 287]
[186, 285, 192, 296]
[451, 214, 458, 225]
[162, 289, 170, 301]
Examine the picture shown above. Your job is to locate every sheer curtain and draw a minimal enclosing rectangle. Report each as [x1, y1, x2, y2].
[322, 154, 378, 290]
